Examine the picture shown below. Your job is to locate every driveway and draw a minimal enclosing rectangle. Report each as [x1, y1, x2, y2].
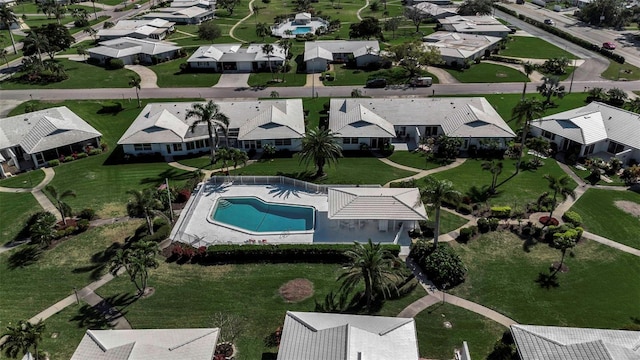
[215, 73, 250, 88]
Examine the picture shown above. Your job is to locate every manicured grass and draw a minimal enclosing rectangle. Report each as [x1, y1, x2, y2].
[0, 192, 40, 243]
[324, 65, 439, 86]
[387, 151, 447, 170]
[24, 16, 75, 29]
[445, 63, 529, 83]
[303, 97, 331, 130]
[150, 58, 222, 87]
[57, 39, 96, 55]
[501, 36, 578, 59]
[601, 61, 640, 81]
[428, 210, 470, 234]
[0, 30, 25, 51]
[0, 169, 45, 188]
[98, 261, 426, 360]
[177, 155, 224, 170]
[0, 59, 137, 89]
[231, 157, 417, 185]
[69, 15, 109, 35]
[13, 3, 94, 14]
[570, 165, 626, 186]
[414, 303, 505, 360]
[449, 231, 640, 328]
[431, 156, 577, 208]
[248, 44, 307, 87]
[569, 188, 640, 249]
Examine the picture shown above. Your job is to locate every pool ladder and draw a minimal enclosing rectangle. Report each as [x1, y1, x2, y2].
[218, 199, 232, 208]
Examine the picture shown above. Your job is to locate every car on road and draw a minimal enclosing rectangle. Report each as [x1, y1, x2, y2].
[544, 19, 555, 25]
[134, 4, 142, 8]
[365, 78, 387, 88]
[508, 25, 518, 34]
[603, 42, 616, 50]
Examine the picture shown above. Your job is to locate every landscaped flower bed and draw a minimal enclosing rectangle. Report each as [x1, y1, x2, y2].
[538, 216, 559, 226]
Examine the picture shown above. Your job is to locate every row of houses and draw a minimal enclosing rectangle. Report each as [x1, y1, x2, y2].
[2, 99, 639, 178]
[67, 314, 640, 360]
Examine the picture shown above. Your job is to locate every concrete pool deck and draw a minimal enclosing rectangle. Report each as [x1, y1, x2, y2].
[172, 181, 413, 247]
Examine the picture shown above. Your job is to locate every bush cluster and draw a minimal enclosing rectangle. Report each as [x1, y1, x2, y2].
[140, 224, 171, 243]
[561, 211, 583, 227]
[477, 217, 500, 233]
[457, 226, 478, 243]
[48, 159, 60, 167]
[490, 206, 511, 218]
[107, 58, 125, 69]
[78, 208, 97, 220]
[410, 242, 467, 288]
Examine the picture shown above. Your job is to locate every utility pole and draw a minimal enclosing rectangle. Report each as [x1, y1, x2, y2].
[165, 178, 173, 223]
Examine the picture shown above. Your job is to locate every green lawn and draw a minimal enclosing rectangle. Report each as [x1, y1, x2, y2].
[323, 65, 439, 86]
[445, 63, 529, 83]
[0, 59, 137, 89]
[230, 156, 417, 185]
[500, 36, 578, 59]
[0, 30, 25, 51]
[449, 231, 640, 329]
[569, 188, 640, 249]
[387, 151, 447, 170]
[150, 57, 222, 87]
[0, 192, 40, 243]
[431, 156, 577, 207]
[13, 3, 94, 14]
[57, 40, 96, 55]
[414, 303, 505, 360]
[98, 261, 426, 360]
[248, 44, 308, 88]
[24, 16, 75, 29]
[601, 61, 640, 81]
[428, 210, 469, 234]
[570, 165, 626, 186]
[0, 169, 45, 188]
[176, 155, 224, 170]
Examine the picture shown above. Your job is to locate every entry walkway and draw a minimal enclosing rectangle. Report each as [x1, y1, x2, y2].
[0, 167, 60, 220]
[380, 157, 467, 187]
[125, 65, 159, 88]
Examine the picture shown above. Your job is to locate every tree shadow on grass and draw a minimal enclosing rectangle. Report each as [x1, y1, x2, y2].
[535, 271, 559, 289]
[275, 170, 316, 182]
[139, 168, 195, 185]
[72, 242, 123, 281]
[7, 245, 43, 270]
[70, 293, 137, 329]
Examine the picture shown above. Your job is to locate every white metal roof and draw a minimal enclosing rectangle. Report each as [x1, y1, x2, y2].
[330, 103, 396, 138]
[0, 107, 102, 154]
[97, 19, 175, 39]
[304, 40, 380, 61]
[188, 43, 286, 63]
[423, 32, 501, 59]
[277, 311, 419, 360]
[238, 101, 305, 140]
[439, 15, 510, 33]
[413, 2, 457, 17]
[328, 187, 427, 220]
[70, 328, 219, 360]
[530, 102, 640, 148]
[88, 37, 181, 58]
[512, 325, 640, 360]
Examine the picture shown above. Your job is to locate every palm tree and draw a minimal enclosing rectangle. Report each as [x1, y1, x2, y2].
[587, 87, 607, 102]
[299, 127, 343, 178]
[36, 0, 55, 18]
[481, 160, 503, 194]
[607, 87, 628, 105]
[109, 240, 159, 296]
[628, 98, 640, 113]
[216, 147, 231, 172]
[543, 173, 576, 222]
[277, 38, 291, 82]
[52, 3, 66, 25]
[0, 4, 19, 54]
[420, 176, 461, 249]
[83, 26, 97, 41]
[90, 0, 98, 20]
[0, 48, 8, 68]
[76, 46, 87, 61]
[23, 32, 47, 64]
[126, 188, 163, 234]
[129, 76, 141, 108]
[537, 76, 566, 106]
[1, 320, 46, 360]
[512, 98, 545, 173]
[521, 61, 535, 99]
[255, 22, 269, 41]
[185, 100, 230, 163]
[230, 148, 249, 168]
[261, 43, 274, 80]
[338, 239, 404, 310]
[45, 185, 76, 226]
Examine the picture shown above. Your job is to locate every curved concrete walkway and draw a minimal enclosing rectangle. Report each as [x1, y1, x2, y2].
[0, 168, 60, 219]
[380, 157, 467, 187]
[167, 159, 256, 177]
[125, 65, 159, 88]
[427, 67, 459, 84]
[228, 0, 256, 43]
[356, 0, 371, 21]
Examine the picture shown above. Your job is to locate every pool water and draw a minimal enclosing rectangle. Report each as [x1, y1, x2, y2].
[212, 197, 315, 233]
[293, 26, 312, 35]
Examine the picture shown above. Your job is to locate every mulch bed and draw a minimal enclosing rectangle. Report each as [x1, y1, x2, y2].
[278, 278, 314, 303]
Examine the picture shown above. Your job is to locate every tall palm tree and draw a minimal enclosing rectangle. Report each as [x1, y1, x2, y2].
[185, 100, 230, 162]
[230, 147, 248, 169]
[37, 0, 55, 18]
[481, 160, 503, 194]
[512, 98, 545, 174]
[0, 48, 8, 68]
[299, 127, 343, 178]
[544, 174, 575, 222]
[52, 3, 66, 25]
[521, 61, 535, 99]
[537, 76, 566, 106]
[109, 240, 159, 296]
[587, 87, 607, 102]
[0, 4, 19, 54]
[255, 22, 269, 41]
[45, 185, 76, 226]
[126, 188, 163, 234]
[420, 176, 461, 249]
[129, 76, 141, 108]
[261, 43, 274, 80]
[338, 239, 404, 310]
[91, 0, 98, 20]
[277, 38, 291, 82]
[1, 320, 46, 360]
[216, 147, 231, 172]
[23, 31, 48, 64]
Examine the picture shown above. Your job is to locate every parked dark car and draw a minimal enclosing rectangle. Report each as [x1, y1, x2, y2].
[544, 18, 555, 25]
[365, 78, 387, 88]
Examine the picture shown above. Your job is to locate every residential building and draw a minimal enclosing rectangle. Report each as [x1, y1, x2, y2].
[0, 107, 102, 178]
[187, 43, 286, 72]
[304, 40, 381, 73]
[529, 102, 640, 165]
[329, 97, 516, 150]
[405, 0, 452, 5]
[271, 12, 330, 38]
[96, 19, 176, 41]
[117, 99, 305, 157]
[87, 37, 182, 65]
[142, 4, 214, 24]
[70, 328, 219, 360]
[438, 15, 511, 37]
[511, 324, 640, 360]
[413, 2, 457, 19]
[277, 311, 419, 360]
[423, 32, 502, 66]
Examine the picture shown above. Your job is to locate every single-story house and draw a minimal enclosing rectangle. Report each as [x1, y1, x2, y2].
[277, 311, 419, 360]
[0, 107, 102, 178]
[529, 101, 640, 165]
[511, 324, 640, 360]
[87, 37, 182, 65]
[169, 0, 214, 8]
[423, 32, 502, 66]
[97, 18, 175, 41]
[117, 99, 305, 157]
[70, 328, 219, 360]
[329, 97, 516, 150]
[406, 0, 452, 5]
[187, 43, 286, 72]
[142, 5, 214, 24]
[0, 0, 17, 7]
[413, 2, 457, 19]
[304, 40, 381, 73]
[438, 15, 511, 37]
[294, 12, 312, 24]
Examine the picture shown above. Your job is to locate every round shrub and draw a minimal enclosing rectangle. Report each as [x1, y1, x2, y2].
[76, 152, 88, 159]
[48, 159, 60, 167]
[414, 243, 467, 288]
[64, 156, 74, 163]
[107, 58, 124, 69]
[562, 211, 583, 227]
[78, 208, 97, 220]
[457, 226, 477, 243]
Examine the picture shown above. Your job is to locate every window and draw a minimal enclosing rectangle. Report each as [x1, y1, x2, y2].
[583, 143, 595, 156]
[274, 139, 292, 146]
[343, 138, 359, 144]
[541, 130, 556, 140]
[173, 143, 183, 151]
[607, 141, 624, 154]
[424, 126, 438, 136]
[186, 142, 195, 151]
[134, 143, 152, 151]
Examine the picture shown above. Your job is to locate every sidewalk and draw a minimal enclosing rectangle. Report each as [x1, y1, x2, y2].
[380, 157, 467, 187]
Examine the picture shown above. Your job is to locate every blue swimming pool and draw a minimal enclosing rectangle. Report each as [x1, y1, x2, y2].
[211, 197, 315, 233]
[293, 26, 312, 35]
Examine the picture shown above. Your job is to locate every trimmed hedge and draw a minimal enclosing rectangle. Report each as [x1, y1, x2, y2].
[141, 224, 171, 243]
[200, 243, 401, 264]
[562, 210, 583, 226]
[491, 206, 512, 218]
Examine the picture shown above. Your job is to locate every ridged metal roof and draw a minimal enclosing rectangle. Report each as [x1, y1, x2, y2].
[328, 187, 427, 220]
